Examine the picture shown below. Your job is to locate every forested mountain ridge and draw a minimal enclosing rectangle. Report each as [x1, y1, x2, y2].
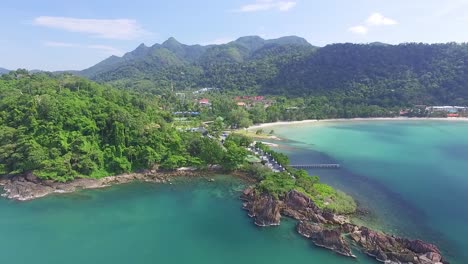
[82, 35, 312, 77]
[79, 36, 316, 92]
[80, 36, 468, 106]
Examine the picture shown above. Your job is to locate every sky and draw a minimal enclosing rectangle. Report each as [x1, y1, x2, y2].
[1, 0, 468, 71]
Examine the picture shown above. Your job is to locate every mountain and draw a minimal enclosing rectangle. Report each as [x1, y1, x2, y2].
[80, 36, 468, 106]
[0, 68, 10, 74]
[233, 35, 309, 52]
[80, 36, 313, 76]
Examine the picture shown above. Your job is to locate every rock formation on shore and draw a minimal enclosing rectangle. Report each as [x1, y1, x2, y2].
[241, 187, 447, 264]
[0, 170, 204, 201]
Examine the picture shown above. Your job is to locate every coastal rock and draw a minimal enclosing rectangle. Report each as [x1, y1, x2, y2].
[281, 190, 327, 223]
[348, 226, 446, 264]
[0, 174, 55, 200]
[0, 170, 217, 201]
[242, 189, 327, 226]
[322, 211, 349, 225]
[241, 188, 447, 264]
[296, 221, 323, 237]
[243, 193, 282, 226]
[407, 239, 441, 255]
[297, 221, 355, 258]
[241, 187, 255, 199]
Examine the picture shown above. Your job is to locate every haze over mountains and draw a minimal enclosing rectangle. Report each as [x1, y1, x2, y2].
[0, 68, 10, 74]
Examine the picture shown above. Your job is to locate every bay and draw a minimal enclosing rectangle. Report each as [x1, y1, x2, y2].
[272, 120, 468, 263]
[0, 176, 373, 264]
[1, 120, 467, 263]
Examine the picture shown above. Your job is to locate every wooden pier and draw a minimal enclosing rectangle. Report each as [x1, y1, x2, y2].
[290, 164, 341, 169]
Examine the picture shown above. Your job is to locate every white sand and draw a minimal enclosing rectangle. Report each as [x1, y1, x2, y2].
[248, 117, 468, 130]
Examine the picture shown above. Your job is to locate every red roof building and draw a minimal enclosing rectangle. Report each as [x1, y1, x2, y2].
[198, 98, 210, 105]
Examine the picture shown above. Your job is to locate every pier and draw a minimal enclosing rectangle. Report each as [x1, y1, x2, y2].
[289, 164, 341, 169]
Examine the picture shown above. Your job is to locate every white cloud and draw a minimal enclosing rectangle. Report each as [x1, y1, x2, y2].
[42, 41, 123, 56]
[236, 0, 297, 12]
[349, 12, 397, 35]
[34, 16, 147, 40]
[366, 13, 397, 26]
[277, 1, 297, 11]
[348, 26, 368, 35]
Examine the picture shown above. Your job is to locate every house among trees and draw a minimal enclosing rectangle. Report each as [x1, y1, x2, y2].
[198, 98, 211, 106]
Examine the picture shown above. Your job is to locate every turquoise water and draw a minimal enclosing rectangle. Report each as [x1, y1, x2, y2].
[0, 176, 375, 264]
[1, 121, 466, 264]
[273, 120, 468, 264]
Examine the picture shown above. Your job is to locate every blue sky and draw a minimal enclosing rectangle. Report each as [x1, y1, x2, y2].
[1, 0, 468, 71]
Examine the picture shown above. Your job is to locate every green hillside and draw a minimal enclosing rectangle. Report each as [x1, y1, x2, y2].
[79, 36, 468, 106]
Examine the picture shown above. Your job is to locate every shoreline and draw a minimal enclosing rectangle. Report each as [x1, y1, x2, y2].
[248, 117, 468, 130]
[0, 169, 255, 201]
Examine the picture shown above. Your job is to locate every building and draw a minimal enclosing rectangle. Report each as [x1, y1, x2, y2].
[234, 95, 273, 108]
[198, 98, 210, 106]
[427, 106, 468, 113]
[428, 106, 458, 113]
[193, 87, 218, 94]
[189, 127, 208, 135]
[173, 111, 200, 116]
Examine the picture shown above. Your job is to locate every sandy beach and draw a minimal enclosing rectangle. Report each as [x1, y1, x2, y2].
[248, 117, 468, 130]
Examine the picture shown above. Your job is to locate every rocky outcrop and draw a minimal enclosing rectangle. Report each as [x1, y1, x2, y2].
[0, 169, 217, 201]
[241, 187, 281, 226]
[281, 190, 328, 223]
[242, 188, 447, 264]
[297, 221, 355, 257]
[346, 225, 446, 264]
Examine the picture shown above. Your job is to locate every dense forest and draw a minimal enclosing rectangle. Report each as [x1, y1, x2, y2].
[79, 36, 468, 106]
[0, 71, 250, 181]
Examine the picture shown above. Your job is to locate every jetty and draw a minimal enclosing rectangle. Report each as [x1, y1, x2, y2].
[290, 164, 341, 169]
